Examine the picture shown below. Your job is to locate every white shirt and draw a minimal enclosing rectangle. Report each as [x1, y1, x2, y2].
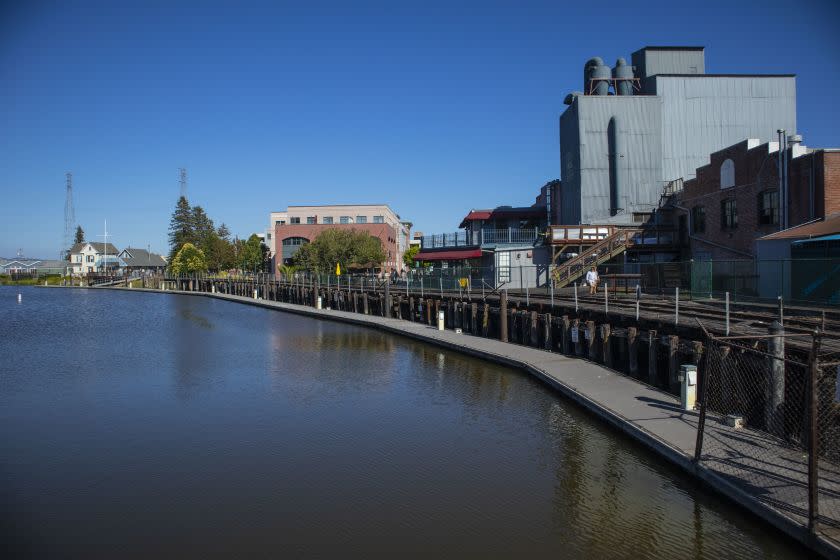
[585, 270, 598, 285]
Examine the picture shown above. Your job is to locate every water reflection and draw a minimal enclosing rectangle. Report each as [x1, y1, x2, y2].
[0, 287, 809, 560]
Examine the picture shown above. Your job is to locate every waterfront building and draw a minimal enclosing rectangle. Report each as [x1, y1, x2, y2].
[266, 204, 411, 273]
[0, 258, 67, 276]
[117, 247, 167, 274]
[558, 46, 797, 225]
[415, 204, 548, 289]
[68, 242, 120, 275]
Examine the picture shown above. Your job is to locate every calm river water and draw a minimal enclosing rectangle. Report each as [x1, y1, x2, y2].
[1, 287, 806, 559]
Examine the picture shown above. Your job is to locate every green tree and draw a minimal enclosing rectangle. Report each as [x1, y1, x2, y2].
[403, 244, 420, 268]
[240, 234, 265, 273]
[74, 225, 85, 244]
[169, 243, 208, 275]
[168, 196, 194, 261]
[293, 229, 386, 273]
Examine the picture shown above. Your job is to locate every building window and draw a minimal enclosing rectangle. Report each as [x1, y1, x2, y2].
[498, 252, 511, 282]
[758, 190, 779, 225]
[322, 216, 333, 224]
[282, 237, 308, 246]
[691, 206, 706, 234]
[356, 216, 367, 224]
[306, 216, 316, 224]
[373, 215, 384, 224]
[721, 198, 737, 229]
[290, 217, 301, 224]
[266, 233, 271, 240]
[720, 158, 735, 189]
[340, 216, 350, 224]
[86, 255, 94, 263]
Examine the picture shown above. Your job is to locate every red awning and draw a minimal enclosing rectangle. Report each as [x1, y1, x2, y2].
[414, 249, 482, 261]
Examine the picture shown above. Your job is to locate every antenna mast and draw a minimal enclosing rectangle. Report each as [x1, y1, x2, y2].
[179, 168, 188, 199]
[63, 172, 76, 259]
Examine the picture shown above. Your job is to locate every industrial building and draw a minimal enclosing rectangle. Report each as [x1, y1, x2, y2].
[558, 46, 797, 225]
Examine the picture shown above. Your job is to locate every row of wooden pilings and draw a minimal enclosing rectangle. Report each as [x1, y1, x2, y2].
[166, 277, 704, 396]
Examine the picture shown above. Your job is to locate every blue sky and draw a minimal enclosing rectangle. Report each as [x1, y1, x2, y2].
[2, 0, 839, 258]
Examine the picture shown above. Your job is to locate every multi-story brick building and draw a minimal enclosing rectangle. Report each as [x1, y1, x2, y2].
[266, 204, 410, 273]
[675, 138, 840, 259]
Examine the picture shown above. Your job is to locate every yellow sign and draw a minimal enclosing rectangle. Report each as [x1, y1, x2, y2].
[335, 263, 341, 276]
[458, 278, 468, 288]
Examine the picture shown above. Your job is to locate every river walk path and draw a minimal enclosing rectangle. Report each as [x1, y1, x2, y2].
[88, 287, 840, 558]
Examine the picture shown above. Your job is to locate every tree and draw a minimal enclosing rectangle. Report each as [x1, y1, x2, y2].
[168, 196, 194, 261]
[74, 226, 85, 244]
[403, 244, 420, 268]
[293, 229, 386, 273]
[169, 243, 208, 275]
[240, 234, 265, 273]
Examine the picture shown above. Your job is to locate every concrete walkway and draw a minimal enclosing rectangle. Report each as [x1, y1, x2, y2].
[113, 287, 840, 558]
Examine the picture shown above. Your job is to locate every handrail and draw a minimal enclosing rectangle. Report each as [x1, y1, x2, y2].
[552, 228, 640, 287]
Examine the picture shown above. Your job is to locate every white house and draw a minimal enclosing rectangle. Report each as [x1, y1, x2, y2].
[69, 242, 120, 276]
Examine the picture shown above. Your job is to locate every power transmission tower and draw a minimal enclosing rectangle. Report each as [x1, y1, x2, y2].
[63, 172, 75, 259]
[179, 168, 187, 199]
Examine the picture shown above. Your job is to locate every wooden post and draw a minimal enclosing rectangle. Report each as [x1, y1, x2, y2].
[363, 293, 369, 315]
[573, 319, 583, 356]
[587, 320, 597, 361]
[482, 303, 490, 337]
[471, 303, 478, 334]
[530, 311, 539, 347]
[409, 297, 415, 321]
[543, 313, 552, 351]
[601, 324, 612, 368]
[500, 291, 508, 343]
[561, 315, 570, 354]
[668, 335, 680, 394]
[648, 330, 658, 386]
[628, 327, 639, 377]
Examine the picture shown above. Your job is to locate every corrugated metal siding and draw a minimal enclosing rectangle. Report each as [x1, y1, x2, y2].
[560, 102, 582, 224]
[632, 48, 705, 81]
[656, 76, 796, 183]
[574, 96, 662, 224]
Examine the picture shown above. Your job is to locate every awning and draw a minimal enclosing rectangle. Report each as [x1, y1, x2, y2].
[414, 249, 482, 261]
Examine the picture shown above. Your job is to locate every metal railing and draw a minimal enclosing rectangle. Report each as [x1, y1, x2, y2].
[420, 228, 541, 249]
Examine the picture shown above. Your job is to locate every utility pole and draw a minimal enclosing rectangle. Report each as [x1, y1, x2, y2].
[179, 168, 188, 200]
[63, 172, 75, 259]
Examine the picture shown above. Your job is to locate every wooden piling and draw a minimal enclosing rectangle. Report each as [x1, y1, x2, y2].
[648, 330, 658, 386]
[601, 324, 612, 368]
[668, 335, 680, 394]
[628, 327, 638, 378]
[561, 315, 570, 354]
[499, 291, 508, 343]
[587, 320, 597, 361]
[543, 314, 552, 351]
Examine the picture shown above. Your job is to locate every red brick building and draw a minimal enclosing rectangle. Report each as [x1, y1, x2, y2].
[675, 139, 840, 259]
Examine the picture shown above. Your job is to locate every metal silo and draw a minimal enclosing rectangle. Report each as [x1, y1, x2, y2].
[584, 57, 610, 95]
[613, 58, 634, 96]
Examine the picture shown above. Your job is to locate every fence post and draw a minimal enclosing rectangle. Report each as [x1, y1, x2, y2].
[604, 282, 609, 314]
[574, 282, 578, 313]
[808, 329, 822, 534]
[766, 321, 785, 437]
[725, 291, 730, 335]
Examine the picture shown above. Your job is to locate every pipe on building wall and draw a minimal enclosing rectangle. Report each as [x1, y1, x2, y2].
[608, 116, 623, 216]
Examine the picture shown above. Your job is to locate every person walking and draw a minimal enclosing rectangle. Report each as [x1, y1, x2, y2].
[586, 266, 599, 295]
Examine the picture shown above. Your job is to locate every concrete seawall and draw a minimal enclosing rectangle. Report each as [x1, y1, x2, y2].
[62, 286, 839, 558]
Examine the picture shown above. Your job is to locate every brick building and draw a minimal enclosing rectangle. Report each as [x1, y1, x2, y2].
[267, 204, 410, 273]
[675, 138, 840, 259]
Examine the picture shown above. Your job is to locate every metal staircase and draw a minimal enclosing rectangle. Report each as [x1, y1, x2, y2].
[551, 228, 639, 288]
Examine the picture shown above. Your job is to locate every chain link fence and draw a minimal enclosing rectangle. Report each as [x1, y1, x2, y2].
[696, 330, 840, 545]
